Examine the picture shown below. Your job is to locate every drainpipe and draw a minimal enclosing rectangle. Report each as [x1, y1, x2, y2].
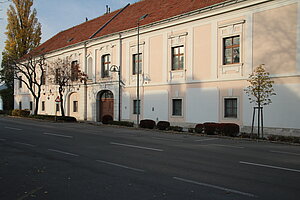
[118, 33, 122, 121]
[84, 42, 88, 121]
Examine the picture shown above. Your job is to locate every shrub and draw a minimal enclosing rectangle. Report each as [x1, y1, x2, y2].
[11, 109, 30, 117]
[195, 124, 204, 133]
[19, 109, 30, 117]
[56, 116, 77, 122]
[267, 135, 300, 143]
[157, 121, 170, 130]
[28, 115, 77, 122]
[203, 122, 218, 135]
[108, 120, 134, 127]
[188, 128, 194, 133]
[218, 123, 240, 137]
[140, 119, 156, 129]
[12, 109, 21, 116]
[102, 115, 113, 124]
[169, 126, 183, 132]
[240, 132, 259, 139]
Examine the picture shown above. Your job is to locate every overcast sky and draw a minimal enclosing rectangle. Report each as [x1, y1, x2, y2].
[0, 0, 137, 64]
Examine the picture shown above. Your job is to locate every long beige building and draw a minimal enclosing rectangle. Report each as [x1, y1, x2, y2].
[14, 0, 300, 136]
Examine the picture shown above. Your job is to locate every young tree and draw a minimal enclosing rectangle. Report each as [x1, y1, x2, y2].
[1, 0, 41, 111]
[49, 58, 86, 117]
[4, 0, 41, 59]
[13, 55, 46, 115]
[245, 64, 276, 137]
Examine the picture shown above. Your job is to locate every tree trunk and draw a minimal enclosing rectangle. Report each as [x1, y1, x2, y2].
[34, 98, 39, 115]
[58, 86, 65, 117]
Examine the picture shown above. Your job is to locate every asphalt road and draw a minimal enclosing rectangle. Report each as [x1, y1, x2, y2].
[0, 116, 299, 200]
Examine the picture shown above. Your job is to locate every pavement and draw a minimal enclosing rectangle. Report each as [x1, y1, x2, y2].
[0, 116, 299, 200]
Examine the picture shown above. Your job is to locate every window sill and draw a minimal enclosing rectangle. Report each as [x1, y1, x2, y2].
[171, 115, 183, 118]
[219, 63, 243, 76]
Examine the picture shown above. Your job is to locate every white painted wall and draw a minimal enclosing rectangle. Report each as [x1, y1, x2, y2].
[143, 90, 168, 121]
[186, 88, 219, 123]
[243, 84, 300, 129]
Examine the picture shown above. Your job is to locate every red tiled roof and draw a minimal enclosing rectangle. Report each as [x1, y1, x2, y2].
[33, 0, 227, 56]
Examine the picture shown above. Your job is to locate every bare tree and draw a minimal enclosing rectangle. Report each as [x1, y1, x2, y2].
[245, 64, 276, 137]
[13, 55, 46, 115]
[48, 57, 86, 117]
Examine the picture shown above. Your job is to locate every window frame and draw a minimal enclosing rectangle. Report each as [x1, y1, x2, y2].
[171, 46, 184, 71]
[19, 76, 22, 88]
[41, 101, 45, 111]
[101, 54, 111, 78]
[73, 101, 78, 112]
[224, 97, 238, 119]
[71, 60, 79, 81]
[132, 53, 143, 75]
[133, 99, 141, 115]
[56, 103, 60, 112]
[172, 98, 183, 116]
[30, 101, 33, 111]
[55, 68, 60, 84]
[41, 70, 46, 85]
[223, 35, 240, 65]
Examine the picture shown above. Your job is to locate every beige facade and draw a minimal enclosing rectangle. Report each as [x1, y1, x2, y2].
[14, 0, 300, 136]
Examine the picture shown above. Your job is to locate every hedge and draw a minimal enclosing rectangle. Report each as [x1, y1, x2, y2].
[102, 115, 113, 124]
[140, 119, 156, 129]
[195, 124, 204, 133]
[108, 120, 134, 127]
[203, 122, 218, 135]
[29, 115, 77, 122]
[218, 123, 240, 137]
[169, 126, 183, 132]
[157, 121, 170, 130]
[12, 109, 30, 117]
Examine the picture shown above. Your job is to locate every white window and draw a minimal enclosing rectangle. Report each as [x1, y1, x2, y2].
[133, 100, 140, 114]
[223, 36, 240, 65]
[132, 53, 142, 75]
[171, 46, 184, 70]
[19, 76, 22, 88]
[224, 98, 237, 118]
[42, 101, 45, 111]
[73, 101, 78, 112]
[172, 99, 182, 116]
[101, 54, 111, 78]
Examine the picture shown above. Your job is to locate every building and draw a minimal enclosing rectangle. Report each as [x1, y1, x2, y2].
[14, 0, 300, 136]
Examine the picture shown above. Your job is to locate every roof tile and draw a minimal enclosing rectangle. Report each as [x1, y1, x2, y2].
[32, 0, 227, 56]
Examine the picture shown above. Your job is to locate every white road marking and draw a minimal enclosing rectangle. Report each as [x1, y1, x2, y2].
[173, 177, 256, 198]
[14, 142, 36, 147]
[43, 132, 73, 139]
[270, 150, 300, 156]
[48, 149, 79, 157]
[211, 144, 245, 149]
[151, 136, 182, 142]
[0, 138, 6, 141]
[96, 160, 145, 173]
[110, 142, 164, 152]
[240, 161, 300, 173]
[5, 126, 22, 131]
[195, 138, 219, 142]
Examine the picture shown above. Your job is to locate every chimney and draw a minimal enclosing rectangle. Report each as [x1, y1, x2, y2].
[105, 5, 110, 14]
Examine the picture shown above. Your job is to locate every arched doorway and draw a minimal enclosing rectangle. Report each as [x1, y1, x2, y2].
[97, 90, 114, 122]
